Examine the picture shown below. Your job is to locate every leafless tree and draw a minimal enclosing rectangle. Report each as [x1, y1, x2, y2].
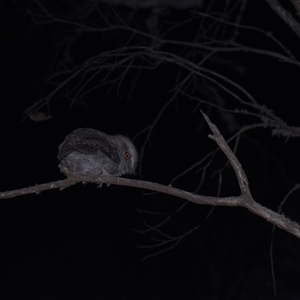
[2, 0, 300, 297]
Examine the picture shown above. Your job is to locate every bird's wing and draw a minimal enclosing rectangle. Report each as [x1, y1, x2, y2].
[58, 128, 120, 164]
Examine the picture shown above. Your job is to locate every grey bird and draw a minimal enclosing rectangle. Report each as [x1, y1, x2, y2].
[58, 128, 138, 179]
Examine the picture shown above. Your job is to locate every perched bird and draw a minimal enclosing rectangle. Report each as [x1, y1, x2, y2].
[58, 128, 138, 179]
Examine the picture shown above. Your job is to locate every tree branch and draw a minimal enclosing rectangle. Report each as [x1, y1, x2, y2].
[1, 114, 299, 239]
[265, 0, 300, 39]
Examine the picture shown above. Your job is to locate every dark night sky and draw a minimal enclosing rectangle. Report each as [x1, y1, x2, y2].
[1, 1, 300, 299]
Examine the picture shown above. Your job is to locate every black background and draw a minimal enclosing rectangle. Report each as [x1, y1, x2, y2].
[1, 1, 300, 299]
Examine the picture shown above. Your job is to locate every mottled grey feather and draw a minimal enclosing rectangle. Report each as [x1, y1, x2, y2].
[58, 128, 138, 178]
[58, 128, 119, 164]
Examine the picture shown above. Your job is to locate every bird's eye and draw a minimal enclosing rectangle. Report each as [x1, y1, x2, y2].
[124, 152, 130, 160]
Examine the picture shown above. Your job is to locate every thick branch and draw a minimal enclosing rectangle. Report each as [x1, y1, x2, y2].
[0, 178, 79, 198]
[1, 114, 299, 239]
[1, 176, 299, 238]
[243, 199, 300, 239]
[201, 111, 250, 195]
[0, 175, 240, 206]
[265, 0, 300, 39]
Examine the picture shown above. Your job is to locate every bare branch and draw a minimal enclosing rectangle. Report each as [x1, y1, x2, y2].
[201, 110, 250, 195]
[1, 170, 299, 238]
[265, 0, 300, 39]
[0, 178, 79, 199]
[1, 115, 299, 239]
